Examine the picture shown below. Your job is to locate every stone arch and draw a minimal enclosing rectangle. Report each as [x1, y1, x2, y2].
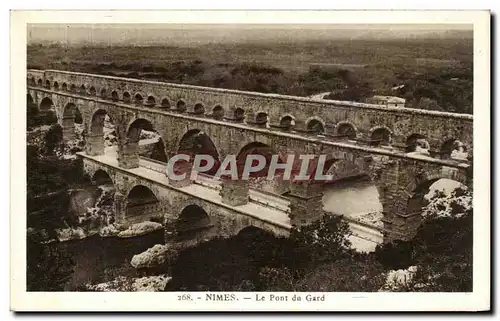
[62, 83, 68, 91]
[134, 92, 144, 105]
[173, 204, 213, 242]
[440, 138, 468, 160]
[402, 169, 469, 222]
[53, 81, 59, 91]
[89, 86, 97, 96]
[69, 84, 76, 92]
[190, 102, 205, 115]
[370, 126, 392, 145]
[145, 95, 157, 107]
[39, 97, 54, 110]
[122, 91, 131, 103]
[79, 84, 87, 95]
[335, 121, 357, 139]
[87, 108, 116, 156]
[235, 225, 278, 239]
[212, 105, 224, 120]
[44, 79, 51, 89]
[225, 106, 245, 122]
[37, 78, 43, 87]
[126, 118, 156, 142]
[236, 141, 279, 179]
[178, 129, 220, 175]
[306, 116, 325, 134]
[124, 118, 167, 167]
[99, 88, 108, 99]
[175, 99, 187, 112]
[406, 133, 429, 153]
[160, 97, 171, 109]
[91, 169, 114, 186]
[30, 76, 36, 86]
[74, 108, 83, 124]
[403, 167, 468, 201]
[111, 90, 120, 102]
[125, 185, 160, 219]
[279, 114, 295, 130]
[324, 157, 368, 183]
[62, 103, 81, 120]
[254, 111, 269, 127]
[233, 225, 285, 252]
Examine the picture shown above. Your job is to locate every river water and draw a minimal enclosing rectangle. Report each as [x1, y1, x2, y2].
[52, 230, 165, 291]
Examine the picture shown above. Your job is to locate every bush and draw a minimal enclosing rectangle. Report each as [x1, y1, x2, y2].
[166, 215, 354, 291]
[374, 240, 414, 270]
[295, 257, 386, 292]
[43, 124, 63, 155]
[39, 110, 58, 125]
[289, 214, 352, 268]
[27, 103, 39, 130]
[27, 236, 75, 291]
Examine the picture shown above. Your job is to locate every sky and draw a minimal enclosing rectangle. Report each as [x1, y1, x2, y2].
[27, 23, 473, 46]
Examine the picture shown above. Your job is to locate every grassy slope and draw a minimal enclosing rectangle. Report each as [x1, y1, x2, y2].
[27, 38, 473, 111]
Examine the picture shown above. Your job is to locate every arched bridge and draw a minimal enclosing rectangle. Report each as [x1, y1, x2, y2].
[27, 69, 473, 246]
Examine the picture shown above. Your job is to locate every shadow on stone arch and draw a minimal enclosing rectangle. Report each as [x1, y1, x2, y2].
[62, 103, 83, 142]
[126, 185, 160, 219]
[174, 204, 213, 242]
[92, 169, 113, 186]
[236, 142, 279, 178]
[178, 129, 220, 176]
[39, 97, 53, 110]
[127, 118, 168, 163]
[306, 118, 325, 134]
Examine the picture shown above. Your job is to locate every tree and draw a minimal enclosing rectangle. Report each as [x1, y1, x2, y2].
[27, 102, 39, 130]
[289, 214, 353, 268]
[43, 124, 63, 155]
[324, 69, 374, 102]
[26, 236, 75, 291]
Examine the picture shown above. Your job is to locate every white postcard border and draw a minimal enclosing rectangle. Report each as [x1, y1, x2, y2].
[10, 10, 491, 312]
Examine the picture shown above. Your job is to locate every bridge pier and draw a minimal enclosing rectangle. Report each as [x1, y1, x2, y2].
[113, 192, 127, 224]
[219, 178, 249, 206]
[85, 133, 105, 156]
[292, 119, 308, 133]
[117, 142, 140, 169]
[168, 174, 193, 188]
[377, 165, 426, 243]
[382, 208, 424, 243]
[287, 182, 324, 227]
[390, 135, 407, 150]
[61, 116, 75, 142]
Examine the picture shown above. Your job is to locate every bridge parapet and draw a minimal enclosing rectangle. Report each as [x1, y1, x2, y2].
[27, 69, 45, 86]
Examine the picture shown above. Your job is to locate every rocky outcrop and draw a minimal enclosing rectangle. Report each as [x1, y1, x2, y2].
[85, 275, 171, 292]
[378, 266, 418, 291]
[422, 187, 471, 219]
[130, 244, 179, 269]
[117, 221, 163, 238]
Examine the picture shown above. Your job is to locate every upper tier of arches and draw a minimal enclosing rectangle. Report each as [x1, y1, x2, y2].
[27, 70, 473, 159]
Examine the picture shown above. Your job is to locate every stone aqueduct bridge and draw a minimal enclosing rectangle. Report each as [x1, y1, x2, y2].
[27, 69, 473, 244]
